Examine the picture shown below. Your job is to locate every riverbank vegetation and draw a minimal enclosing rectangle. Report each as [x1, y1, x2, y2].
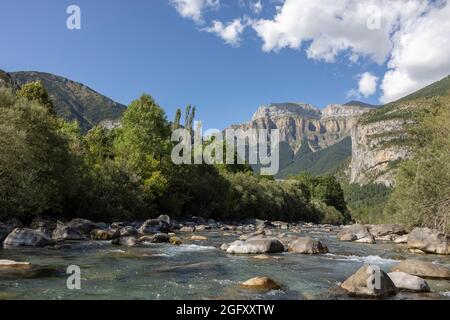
[0, 83, 350, 225]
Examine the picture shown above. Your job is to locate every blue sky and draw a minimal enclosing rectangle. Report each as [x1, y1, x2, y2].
[1, 0, 448, 129]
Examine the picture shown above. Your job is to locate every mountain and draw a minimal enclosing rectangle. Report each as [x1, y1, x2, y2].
[230, 102, 372, 177]
[344, 100, 379, 108]
[350, 74, 450, 186]
[0, 70, 18, 90]
[8, 71, 126, 131]
[277, 137, 352, 178]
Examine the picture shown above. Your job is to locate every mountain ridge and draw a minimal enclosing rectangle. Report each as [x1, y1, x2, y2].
[1, 70, 126, 131]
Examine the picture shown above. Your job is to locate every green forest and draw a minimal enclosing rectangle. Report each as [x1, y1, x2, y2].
[0, 82, 350, 225]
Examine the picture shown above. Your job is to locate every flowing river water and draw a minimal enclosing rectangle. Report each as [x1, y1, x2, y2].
[1, 228, 449, 300]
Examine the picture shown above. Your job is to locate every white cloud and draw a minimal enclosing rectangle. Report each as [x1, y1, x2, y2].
[251, 0, 430, 64]
[380, 1, 450, 102]
[170, 0, 220, 23]
[205, 19, 247, 47]
[251, 1, 263, 15]
[358, 72, 379, 97]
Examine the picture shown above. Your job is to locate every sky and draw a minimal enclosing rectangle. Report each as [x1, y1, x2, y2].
[0, 0, 449, 129]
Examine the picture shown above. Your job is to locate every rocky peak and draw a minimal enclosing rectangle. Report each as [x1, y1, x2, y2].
[321, 104, 372, 118]
[251, 103, 321, 121]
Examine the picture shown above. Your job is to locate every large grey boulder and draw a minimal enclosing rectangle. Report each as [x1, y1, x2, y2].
[340, 264, 397, 298]
[288, 237, 329, 254]
[52, 219, 101, 241]
[3, 228, 55, 247]
[226, 238, 284, 254]
[157, 215, 171, 225]
[30, 216, 57, 236]
[391, 259, 450, 279]
[337, 224, 370, 242]
[119, 226, 138, 237]
[388, 272, 430, 292]
[138, 219, 170, 234]
[407, 227, 449, 255]
[369, 224, 407, 240]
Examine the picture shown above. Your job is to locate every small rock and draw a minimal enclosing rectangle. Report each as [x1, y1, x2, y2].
[138, 219, 171, 234]
[190, 235, 208, 241]
[90, 228, 120, 241]
[157, 215, 171, 225]
[112, 236, 139, 247]
[180, 226, 196, 232]
[141, 233, 170, 243]
[240, 277, 282, 291]
[220, 243, 230, 251]
[0, 259, 32, 269]
[388, 272, 430, 292]
[120, 226, 138, 237]
[355, 235, 376, 244]
[169, 236, 182, 245]
[391, 259, 450, 279]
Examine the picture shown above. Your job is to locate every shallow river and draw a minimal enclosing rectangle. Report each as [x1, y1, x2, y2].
[1, 228, 449, 300]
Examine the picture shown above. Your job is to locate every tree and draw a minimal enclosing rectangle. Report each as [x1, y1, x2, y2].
[0, 92, 76, 220]
[17, 81, 54, 113]
[384, 98, 450, 232]
[173, 108, 182, 130]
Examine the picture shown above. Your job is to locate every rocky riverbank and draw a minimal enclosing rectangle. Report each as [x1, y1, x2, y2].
[0, 216, 449, 300]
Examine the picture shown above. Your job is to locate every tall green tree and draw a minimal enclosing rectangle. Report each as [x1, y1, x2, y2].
[17, 81, 54, 113]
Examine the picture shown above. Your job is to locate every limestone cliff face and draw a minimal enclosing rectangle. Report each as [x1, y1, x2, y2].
[350, 105, 415, 186]
[231, 102, 371, 153]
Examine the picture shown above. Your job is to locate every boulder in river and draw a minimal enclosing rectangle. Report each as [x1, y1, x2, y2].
[240, 277, 282, 291]
[355, 235, 376, 244]
[157, 215, 171, 225]
[119, 226, 138, 237]
[52, 219, 103, 241]
[169, 236, 182, 245]
[30, 216, 56, 236]
[139, 233, 170, 243]
[387, 272, 430, 292]
[3, 228, 55, 247]
[90, 228, 120, 241]
[394, 234, 409, 244]
[190, 235, 208, 241]
[337, 224, 371, 242]
[0, 259, 32, 269]
[369, 224, 407, 239]
[226, 238, 284, 254]
[288, 237, 329, 254]
[138, 219, 171, 234]
[407, 228, 449, 255]
[112, 236, 139, 247]
[391, 259, 450, 279]
[340, 264, 397, 298]
[179, 226, 196, 232]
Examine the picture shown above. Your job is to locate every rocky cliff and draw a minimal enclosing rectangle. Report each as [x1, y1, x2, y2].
[230, 102, 372, 177]
[232, 102, 371, 152]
